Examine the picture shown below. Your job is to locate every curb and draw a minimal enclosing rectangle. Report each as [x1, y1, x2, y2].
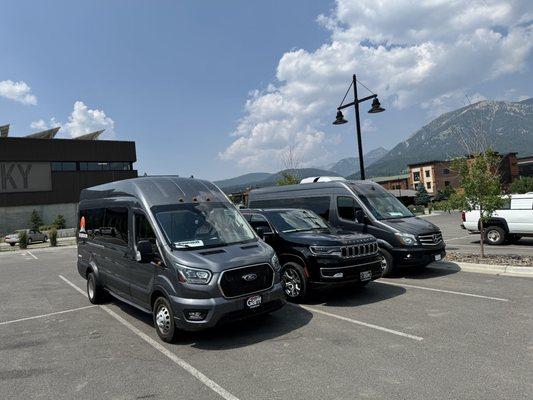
[430, 261, 533, 278]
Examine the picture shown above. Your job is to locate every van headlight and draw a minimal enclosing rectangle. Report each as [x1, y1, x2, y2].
[395, 233, 418, 246]
[271, 254, 281, 271]
[177, 265, 212, 284]
[309, 245, 342, 257]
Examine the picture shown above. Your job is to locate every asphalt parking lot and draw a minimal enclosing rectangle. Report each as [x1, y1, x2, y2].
[1, 246, 532, 400]
[422, 211, 533, 257]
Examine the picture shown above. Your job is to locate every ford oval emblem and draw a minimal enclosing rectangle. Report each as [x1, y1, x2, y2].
[242, 273, 258, 282]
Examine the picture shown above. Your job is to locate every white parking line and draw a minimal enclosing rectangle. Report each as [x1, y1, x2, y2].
[295, 304, 424, 341]
[380, 281, 509, 302]
[26, 251, 38, 259]
[0, 305, 97, 326]
[58, 275, 240, 400]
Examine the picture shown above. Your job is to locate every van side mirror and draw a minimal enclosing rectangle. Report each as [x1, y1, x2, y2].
[137, 240, 154, 263]
[355, 210, 366, 224]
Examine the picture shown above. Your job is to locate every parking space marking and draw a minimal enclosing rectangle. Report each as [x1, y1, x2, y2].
[58, 275, 240, 400]
[26, 251, 38, 259]
[0, 305, 97, 326]
[380, 281, 509, 302]
[295, 304, 424, 341]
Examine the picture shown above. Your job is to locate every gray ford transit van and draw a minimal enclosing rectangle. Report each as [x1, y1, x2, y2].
[248, 179, 446, 276]
[77, 176, 285, 342]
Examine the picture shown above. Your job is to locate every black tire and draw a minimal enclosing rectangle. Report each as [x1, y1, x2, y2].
[281, 262, 308, 302]
[43, 236, 48, 243]
[153, 297, 180, 343]
[9, 243, 15, 247]
[485, 226, 505, 245]
[379, 248, 394, 277]
[27, 238, 32, 245]
[87, 272, 105, 304]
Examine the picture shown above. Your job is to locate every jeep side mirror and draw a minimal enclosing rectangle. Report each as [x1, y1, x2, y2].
[136, 240, 154, 263]
[355, 210, 366, 224]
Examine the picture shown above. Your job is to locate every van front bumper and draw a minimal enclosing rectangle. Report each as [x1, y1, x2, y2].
[169, 283, 285, 331]
[392, 247, 446, 266]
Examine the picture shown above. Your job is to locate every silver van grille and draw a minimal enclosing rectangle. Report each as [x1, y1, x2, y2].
[418, 232, 443, 246]
[341, 242, 378, 258]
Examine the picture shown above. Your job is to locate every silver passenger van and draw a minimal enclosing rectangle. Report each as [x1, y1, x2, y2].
[77, 176, 285, 342]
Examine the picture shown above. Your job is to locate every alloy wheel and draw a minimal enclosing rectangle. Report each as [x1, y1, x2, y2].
[282, 267, 301, 298]
[487, 230, 500, 243]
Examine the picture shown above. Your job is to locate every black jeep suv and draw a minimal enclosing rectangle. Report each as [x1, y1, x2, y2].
[241, 208, 382, 301]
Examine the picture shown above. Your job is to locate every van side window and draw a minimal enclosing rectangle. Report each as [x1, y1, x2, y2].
[134, 213, 158, 253]
[101, 207, 129, 247]
[251, 196, 330, 220]
[250, 214, 273, 233]
[80, 208, 105, 239]
[337, 196, 359, 221]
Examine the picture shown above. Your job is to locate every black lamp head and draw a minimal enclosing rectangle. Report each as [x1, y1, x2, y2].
[332, 110, 348, 125]
[368, 97, 385, 113]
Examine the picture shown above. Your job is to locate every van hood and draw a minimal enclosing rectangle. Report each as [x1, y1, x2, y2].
[281, 230, 375, 246]
[377, 216, 440, 235]
[166, 240, 275, 272]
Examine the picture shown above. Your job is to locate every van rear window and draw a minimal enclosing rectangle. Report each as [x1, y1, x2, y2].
[250, 196, 330, 220]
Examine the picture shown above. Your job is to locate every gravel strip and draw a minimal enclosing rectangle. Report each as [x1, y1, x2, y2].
[447, 252, 532, 267]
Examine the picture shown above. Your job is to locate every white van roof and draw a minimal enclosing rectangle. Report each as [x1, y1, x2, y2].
[300, 176, 346, 184]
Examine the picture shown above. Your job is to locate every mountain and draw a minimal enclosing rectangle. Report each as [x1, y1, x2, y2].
[213, 172, 271, 189]
[215, 168, 338, 193]
[328, 147, 389, 177]
[365, 99, 533, 177]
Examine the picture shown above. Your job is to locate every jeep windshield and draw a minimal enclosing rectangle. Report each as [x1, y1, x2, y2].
[153, 202, 256, 249]
[266, 209, 330, 233]
[350, 183, 414, 220]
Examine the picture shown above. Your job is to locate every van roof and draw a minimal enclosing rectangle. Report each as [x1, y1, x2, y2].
[249, 179, 372, 195]
[80, 176, 228, 207]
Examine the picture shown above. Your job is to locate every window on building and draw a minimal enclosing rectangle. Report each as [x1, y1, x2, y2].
[443, 168, 450, 175]
[425, 170, 430, 178]
[250, 196, 331, 220]
[444, 181, 450, 187]
[426, 182, 432, 189]
[413, 171, 420, 181]
[79, 162, 131, 171]
[51, 162, 77, 171]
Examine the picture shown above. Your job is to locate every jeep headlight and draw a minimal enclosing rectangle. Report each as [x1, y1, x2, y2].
[395, 232, 418, 246]
[309, 245, 342, 257]
[271, 254, 281, 271]
[177, 265, 212, 284]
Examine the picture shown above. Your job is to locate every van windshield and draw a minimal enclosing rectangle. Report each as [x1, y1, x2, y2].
[266, 209, 330, 233]
[152, 202, 256, 249]
[350, 183, 414, 220]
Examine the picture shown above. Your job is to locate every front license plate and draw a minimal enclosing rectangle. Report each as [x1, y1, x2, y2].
[435, 254, 442, 261]
[360, 270, 372, 281]
[246, 295, 262, 309]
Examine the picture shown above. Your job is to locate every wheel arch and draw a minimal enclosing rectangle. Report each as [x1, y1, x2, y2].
[480, 217, 509, 233]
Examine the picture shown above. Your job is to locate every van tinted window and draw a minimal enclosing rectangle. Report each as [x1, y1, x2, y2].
[250, 196, 330, 220]
[101, 207, 129, 247]
[80, 208, 105, 239]
[337, 196, 358, 221]
[135, 213, 158, 252]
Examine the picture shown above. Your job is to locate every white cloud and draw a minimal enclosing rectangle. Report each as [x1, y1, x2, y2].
[220, 0, 532, 170]
[0, 80, 37, 105]
[64, 101, 115, 138]
[30, 101, 115, 137]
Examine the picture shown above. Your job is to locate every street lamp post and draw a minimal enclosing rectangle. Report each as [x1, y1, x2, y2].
[333, 74, 385, 180]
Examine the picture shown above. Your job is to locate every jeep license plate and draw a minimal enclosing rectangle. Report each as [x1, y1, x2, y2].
[360, 270, 372, 281]
[246, 295, 262, 309]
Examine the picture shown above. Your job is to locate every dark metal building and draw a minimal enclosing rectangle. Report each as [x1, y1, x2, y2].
[0, 126, 137, 234]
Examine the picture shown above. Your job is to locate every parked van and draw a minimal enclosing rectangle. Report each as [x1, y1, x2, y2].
[248, 179, 446, 276]
[77, 176, 285, 342]
[461, 193, 533, 244]
[241, 208, 382, 301]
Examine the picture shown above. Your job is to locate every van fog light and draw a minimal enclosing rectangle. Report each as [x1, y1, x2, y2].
[184, 310, 207, 321]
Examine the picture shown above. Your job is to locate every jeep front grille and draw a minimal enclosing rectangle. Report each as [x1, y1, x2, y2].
[340, 242, 378, 258]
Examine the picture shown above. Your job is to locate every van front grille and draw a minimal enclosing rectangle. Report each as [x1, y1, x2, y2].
[418, 232, 443, 246]
[219, 264, 274, 298]
[340, 242, 378, 258]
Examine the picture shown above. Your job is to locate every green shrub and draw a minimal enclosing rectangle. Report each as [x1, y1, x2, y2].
[509, 177, 533, 194]
[30, 210, 43, 231]
[39, 225, 53, 232]
[49, 228, 58, 247]
[53, 214, 66, 230]
[408, 204, 425, 214]
[18, 230, 28, 249]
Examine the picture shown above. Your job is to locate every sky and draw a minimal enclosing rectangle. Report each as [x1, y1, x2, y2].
[1, 0, 532, 180]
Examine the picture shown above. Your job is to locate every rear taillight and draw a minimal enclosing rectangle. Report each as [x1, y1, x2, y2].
[461, 211, 465, 222]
